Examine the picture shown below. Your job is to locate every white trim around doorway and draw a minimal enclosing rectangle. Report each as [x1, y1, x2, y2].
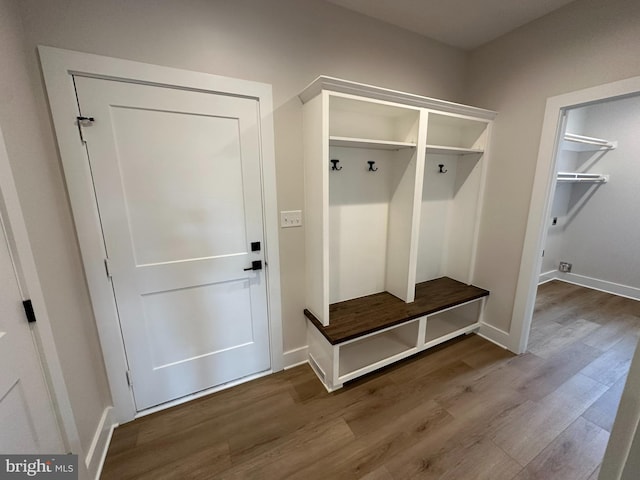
[0, 120, 85, 463]
[38, 46, 284, 424]
[511, 74, 640, 355]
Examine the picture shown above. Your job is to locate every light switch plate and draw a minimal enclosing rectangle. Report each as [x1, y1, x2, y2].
[280, 210, 302, 228]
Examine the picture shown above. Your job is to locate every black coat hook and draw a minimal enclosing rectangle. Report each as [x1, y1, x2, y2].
[438, 164, 448, 174]
[330, 159, 342, 171]
[367, 161, 378, 172]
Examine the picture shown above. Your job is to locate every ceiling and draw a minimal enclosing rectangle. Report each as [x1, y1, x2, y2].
[324, 0, 577, 50]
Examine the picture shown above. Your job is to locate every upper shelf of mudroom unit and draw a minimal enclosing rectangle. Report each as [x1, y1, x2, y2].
[562, 133, 617, 152]
[329, 135, 416, 151]
[426, 145, 484, 155]
[426, 112, 488, 155]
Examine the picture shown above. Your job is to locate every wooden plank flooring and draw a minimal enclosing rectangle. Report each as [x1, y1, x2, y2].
[102, 281, 640, 479]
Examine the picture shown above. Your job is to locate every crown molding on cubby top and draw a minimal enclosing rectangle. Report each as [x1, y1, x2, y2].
[298, 75, 497, 120]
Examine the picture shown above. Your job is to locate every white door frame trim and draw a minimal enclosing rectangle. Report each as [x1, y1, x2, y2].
[39, 46, 284, 423]
[511, 74, 640, 354]
[0, 124, 82, 455]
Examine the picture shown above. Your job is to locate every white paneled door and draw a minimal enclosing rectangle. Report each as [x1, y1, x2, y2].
[0, 205, 62, 453]
[74, 77, 270, 411]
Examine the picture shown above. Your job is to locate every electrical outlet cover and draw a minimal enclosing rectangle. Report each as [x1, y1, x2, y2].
[559, 261, 572, 273]
[280, 210, 302, 228]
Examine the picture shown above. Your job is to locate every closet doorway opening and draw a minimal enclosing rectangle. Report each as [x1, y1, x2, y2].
[512, 75, 640, 356]
[527, 93, 640, 432]
[530, 93, 640, 360]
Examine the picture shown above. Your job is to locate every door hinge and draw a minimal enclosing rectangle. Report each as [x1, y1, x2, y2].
[22, 299, 37, 323]
[104, 258, 112, 278]
[76, 116, 95, 143]
[125, 370, 133, 388]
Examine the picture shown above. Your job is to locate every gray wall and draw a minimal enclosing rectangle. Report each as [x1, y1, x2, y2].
[466, 0, 640, 333]
[540, 108, 585, 275]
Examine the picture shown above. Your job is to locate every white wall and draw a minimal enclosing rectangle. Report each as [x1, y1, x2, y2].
[466, 0, 640, 333]
[548, 96, 640, 291]
[329, 148, 396, 303]
[0, 0, 111, 458]
[8, 0, 467, 377]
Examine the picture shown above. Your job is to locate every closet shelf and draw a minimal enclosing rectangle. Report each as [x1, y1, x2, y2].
[556, 172, 609, 184]
[329, 136, 416, 150]
[426, 144, 484, 155]
[562, 133, 617, 152]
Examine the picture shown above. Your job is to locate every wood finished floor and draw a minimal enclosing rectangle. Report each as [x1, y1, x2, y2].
[102, 281, 640, 479]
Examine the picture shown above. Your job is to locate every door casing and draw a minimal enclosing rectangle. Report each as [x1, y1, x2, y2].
[512, 74, 640, 354]
[40, 46, 283, 423]
[0, 120, 91, 467]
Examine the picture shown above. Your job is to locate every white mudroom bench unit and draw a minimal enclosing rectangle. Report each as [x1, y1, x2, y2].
[300, 76, 496, 391]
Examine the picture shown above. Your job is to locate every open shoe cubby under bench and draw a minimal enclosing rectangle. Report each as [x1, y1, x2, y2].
[304, 277, 489, 391]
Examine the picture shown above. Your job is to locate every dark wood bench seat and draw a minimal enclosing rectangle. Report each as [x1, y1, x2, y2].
[304, 276, 489, 345]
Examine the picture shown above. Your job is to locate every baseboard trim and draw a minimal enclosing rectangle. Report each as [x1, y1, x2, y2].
[538, 270, 558, 285]
[554, 273, 640, 302]
[86, 406, 116, 480]
[283, 346, 309, 369]
[478, 323, 510, 350]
